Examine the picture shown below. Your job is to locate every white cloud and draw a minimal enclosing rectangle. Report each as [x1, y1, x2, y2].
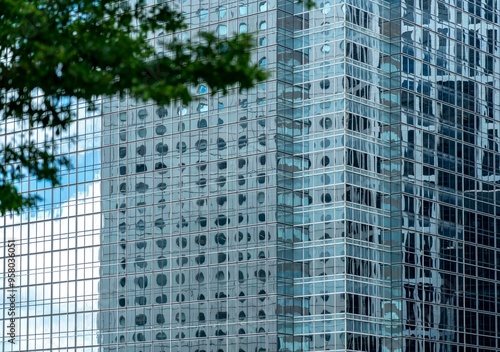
[2, 182, 101, 351]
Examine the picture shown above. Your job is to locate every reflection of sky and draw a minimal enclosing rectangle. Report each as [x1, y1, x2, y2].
[27, 150, 100, 215]
[2, 184, 101, 352]
[57, 151, 100, 208]
[1, 112, 101, 351]
[9, 104, 101, 211]
[24, 110, 102, 216]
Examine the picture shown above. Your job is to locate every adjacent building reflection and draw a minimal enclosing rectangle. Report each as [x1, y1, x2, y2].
[98, 0, 500, 351]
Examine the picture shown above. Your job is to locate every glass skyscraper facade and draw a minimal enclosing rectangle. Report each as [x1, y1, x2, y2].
[2, 0, 500, 351]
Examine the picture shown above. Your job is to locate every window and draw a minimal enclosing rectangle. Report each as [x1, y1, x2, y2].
[217, 25, 227, 36]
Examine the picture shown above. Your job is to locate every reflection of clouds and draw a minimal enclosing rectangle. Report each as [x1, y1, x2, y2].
[1, 104, 101, 208]
[0, 96, 102, 350]
[2, 183, 100, 351]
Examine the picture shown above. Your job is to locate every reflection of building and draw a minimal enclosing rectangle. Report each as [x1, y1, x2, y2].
[98, 0, 500, 352]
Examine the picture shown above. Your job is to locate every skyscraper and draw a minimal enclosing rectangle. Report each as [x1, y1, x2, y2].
[2, 0, 500, 351]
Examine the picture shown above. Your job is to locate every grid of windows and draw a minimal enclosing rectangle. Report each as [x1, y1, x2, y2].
[2, 0, 500, 351]
[398, 0, 500, 350]
[99, 1, 281, 351]
[0, 99, 101, 351]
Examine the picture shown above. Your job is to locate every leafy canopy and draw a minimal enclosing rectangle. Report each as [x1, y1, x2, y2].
[0, 0, 267, 215]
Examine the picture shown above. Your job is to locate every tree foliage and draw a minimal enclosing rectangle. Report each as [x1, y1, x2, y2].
[0, 0, 267, 215]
